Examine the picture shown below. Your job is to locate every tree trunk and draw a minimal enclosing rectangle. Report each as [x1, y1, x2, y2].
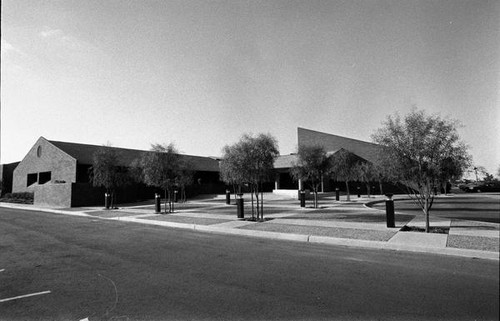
[255, 189, 260, 221]
[169, 189, 173, 213]
[110, 190, 115, 209]
[345, 181, 351, 201]
[260, 185, 264, 221]
[250, 187, 255, 220]
[164, 189, 168, 214]
[233, 184, 238, 202]
[313, 188, 318, 208]
[379, 181, 384, 196]
[366, 184, 371, 198]
[424, 196, 430, 233]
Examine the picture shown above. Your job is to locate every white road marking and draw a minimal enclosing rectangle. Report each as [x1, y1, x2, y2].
[0, 269, 5, 272]
[0, 290, 51, 303]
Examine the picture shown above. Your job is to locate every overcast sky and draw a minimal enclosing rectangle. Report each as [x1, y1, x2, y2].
[1, 0, 499, 174]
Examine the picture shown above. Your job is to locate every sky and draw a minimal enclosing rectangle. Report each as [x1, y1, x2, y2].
[1, 0, 499, 175]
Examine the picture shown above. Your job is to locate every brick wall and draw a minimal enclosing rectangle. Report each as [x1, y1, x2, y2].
[13, 137, 77, 193]
[34, 183, 72, 208]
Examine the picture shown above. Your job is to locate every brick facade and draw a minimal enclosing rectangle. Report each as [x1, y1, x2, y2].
[13, 137, 77, 194]
[34, 183, 73, 208]
[11, 137, 225, 207]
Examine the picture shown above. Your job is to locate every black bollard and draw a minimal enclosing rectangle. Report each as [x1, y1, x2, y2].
[357, 186, 361, 198]
[300, 190, 306, 207]
[174, 190, 178, 203]
[236, 193, 244, 218]
[105, 193, 111, 210]
[226, 190, 231, 205]
[155, 193, 161, 213]
[335, 188, 340, 201]
[385, 193, 395, 228]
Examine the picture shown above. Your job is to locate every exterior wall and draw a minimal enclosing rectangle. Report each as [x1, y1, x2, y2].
[13, 138, 77, 193]
[71, 183, 105, 207]
[34, 183, 72, 208]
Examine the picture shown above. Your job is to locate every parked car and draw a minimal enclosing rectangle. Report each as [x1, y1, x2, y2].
[460, 182, 500, 193]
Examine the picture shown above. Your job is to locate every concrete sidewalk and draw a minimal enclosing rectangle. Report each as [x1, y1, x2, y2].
[1, 196, 498, 261]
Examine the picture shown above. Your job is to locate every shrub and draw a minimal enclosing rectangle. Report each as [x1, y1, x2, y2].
[0, 192, 34, 204]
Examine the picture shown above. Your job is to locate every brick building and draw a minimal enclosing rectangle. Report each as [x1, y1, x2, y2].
[8, 128, 392, 207]
[12, 137, 224, 207]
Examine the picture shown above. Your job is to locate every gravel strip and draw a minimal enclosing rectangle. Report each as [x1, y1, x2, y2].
[141, 215, 233, 226]
[288, 212, 415, 224]
[450, 220, 499, 230]
[89, 210, 145, 218]
[238, 223, 396, 241]
[447, 235, 499, 252]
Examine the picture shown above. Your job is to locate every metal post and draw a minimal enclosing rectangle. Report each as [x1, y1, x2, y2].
[385, 193, 395, 228]
[300, 190, 305, 207]
[236, 193, 244, 218]
[105, 193, 110, 210]
[226, 190, 231, 205]
[357, 186, 361, 198]
[174, 190, 178, 203]
[155, 193, 161, 213]
[335, 188, 340, 201]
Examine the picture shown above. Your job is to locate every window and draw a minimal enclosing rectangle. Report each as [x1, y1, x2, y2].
[37, 146, 42, 157]
[38, 171, 51, 184]
[27, 173, 38, 187]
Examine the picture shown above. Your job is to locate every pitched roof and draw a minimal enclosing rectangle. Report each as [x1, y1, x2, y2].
[274, 154, 298, 169]
[297, 127, 381, 163]
[48, 140, 220, 172]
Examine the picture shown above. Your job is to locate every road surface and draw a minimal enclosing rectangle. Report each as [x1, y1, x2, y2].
[1, 207, 498, 320]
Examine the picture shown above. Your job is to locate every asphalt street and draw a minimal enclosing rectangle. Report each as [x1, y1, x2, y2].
[0, 207, 498, 321]
[371, 194, 500, 223]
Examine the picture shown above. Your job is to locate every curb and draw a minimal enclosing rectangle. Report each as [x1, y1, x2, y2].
[0, 203, 90, 217]
[103, 215, 499, 261]
[2, 203, 498, 261]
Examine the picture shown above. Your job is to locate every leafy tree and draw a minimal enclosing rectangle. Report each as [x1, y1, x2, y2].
[372, 161, 389, 195]
[220, 144, 246, 200]
[372, 108, 471, 232]
[438, 157, 467, 193]
[354, 161, 377, 198]
[330, 149, 362, 201]
[177, 161, 194, 203]
[290, 145, 332, 208]
[89, 145, 130, 209]
[220, 133, 279, 221]
[139, 143, 181, 213]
